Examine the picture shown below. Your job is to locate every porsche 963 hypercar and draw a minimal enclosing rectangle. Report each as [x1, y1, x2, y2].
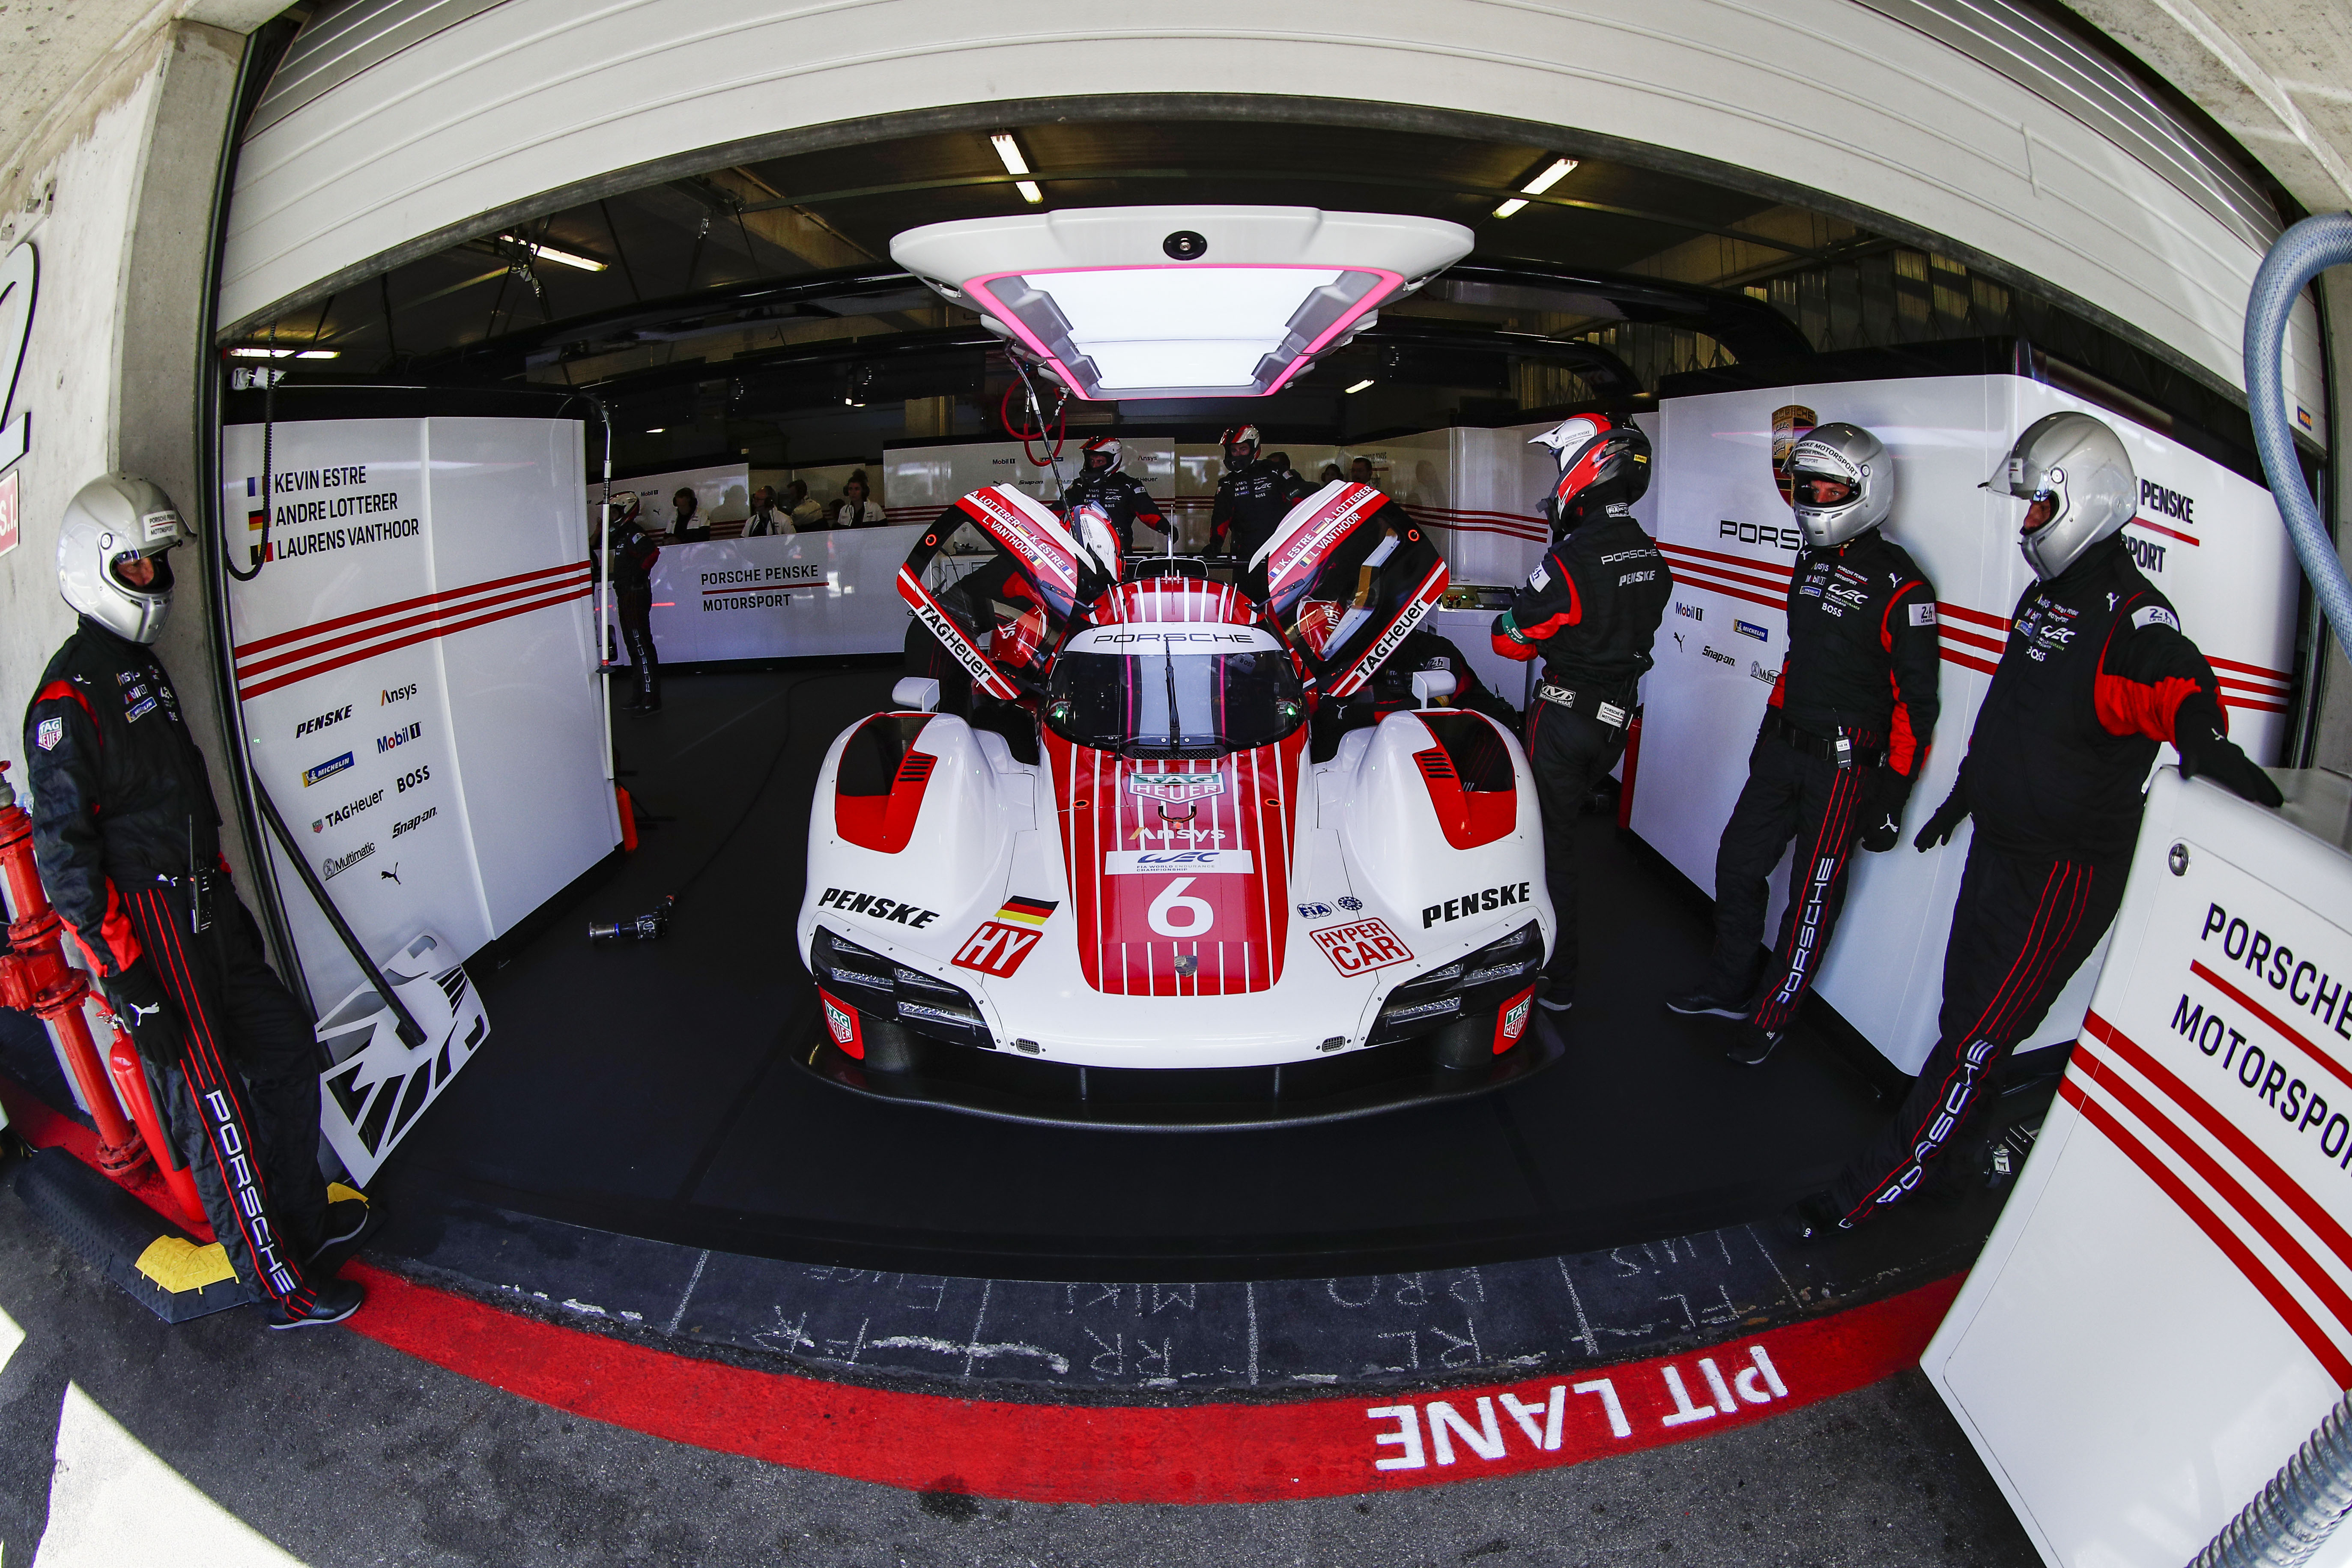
[796, 481, 1558, 1125]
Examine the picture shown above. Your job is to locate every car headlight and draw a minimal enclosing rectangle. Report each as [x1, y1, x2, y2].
[812, 927, 994, 1048]
[1370, 922, 1541, 1045]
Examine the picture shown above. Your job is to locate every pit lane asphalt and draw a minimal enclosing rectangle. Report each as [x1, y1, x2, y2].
[0, 1199, 2039, 1567]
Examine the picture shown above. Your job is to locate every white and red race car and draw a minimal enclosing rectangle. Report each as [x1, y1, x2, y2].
[796, 481, 1558, 1124]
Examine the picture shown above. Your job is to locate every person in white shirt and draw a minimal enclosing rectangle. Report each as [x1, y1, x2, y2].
[743, 484, 792, 537]
[833, 472, 886, 528]
[785, 479, 826, 531]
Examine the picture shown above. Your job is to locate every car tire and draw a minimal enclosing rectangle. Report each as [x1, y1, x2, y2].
[862, 1017, 920, 1074]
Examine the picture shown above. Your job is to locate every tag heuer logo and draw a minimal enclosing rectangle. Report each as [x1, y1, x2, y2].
[1127, 772, 1226, 805]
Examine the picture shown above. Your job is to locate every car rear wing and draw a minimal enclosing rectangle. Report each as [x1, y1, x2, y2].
[1246, 482, 1451, 700]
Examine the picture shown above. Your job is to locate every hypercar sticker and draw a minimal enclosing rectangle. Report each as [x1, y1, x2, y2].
[1313, 919, 1414, 977]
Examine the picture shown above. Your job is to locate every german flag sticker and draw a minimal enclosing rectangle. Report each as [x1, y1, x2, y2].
[995, 896, 1058, 927]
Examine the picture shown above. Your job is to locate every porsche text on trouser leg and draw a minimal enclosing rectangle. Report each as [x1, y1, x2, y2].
[130, 883, 328, 1308]
[1746, 751, 1873, 1036]
[1525, 700, 1625, 992]
[1828, 839, 2125, 1225]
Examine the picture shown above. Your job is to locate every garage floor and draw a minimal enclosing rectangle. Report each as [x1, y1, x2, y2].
[375, 664, 1904, 1280]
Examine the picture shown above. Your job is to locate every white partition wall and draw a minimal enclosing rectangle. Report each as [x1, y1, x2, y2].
[221, 415, 618, 1011]
[1628, 374, 2299, 1072]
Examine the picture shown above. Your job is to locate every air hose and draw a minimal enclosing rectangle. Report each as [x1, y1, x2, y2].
[2191, 211, 2352, 1568]
[2244, 212, 2352, 667]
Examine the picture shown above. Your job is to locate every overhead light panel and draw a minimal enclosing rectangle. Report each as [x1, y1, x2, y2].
[646, 427, 665, 433]
[990, 133, 1042, 205]
[229, 346, 338, 359]
[891, 206, 1473, 401]
[506, 234, 607, 271]
[1492, 157, 1579, 219]
[1344, 379, 1375, 394]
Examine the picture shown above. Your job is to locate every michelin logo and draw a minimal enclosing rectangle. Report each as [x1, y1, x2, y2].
[302, 752, 355, 787]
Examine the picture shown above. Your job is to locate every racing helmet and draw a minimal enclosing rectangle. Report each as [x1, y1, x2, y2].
[1785, 422, 1893, 549]
[1984, 412, 2136, 581]
[1220, 424, 1261, 471]
[1082, 436, 1122, 471]
[1069, 501, 1121, 580]
[57, 475, 186, 645]
[1529, 412, 1651, 524]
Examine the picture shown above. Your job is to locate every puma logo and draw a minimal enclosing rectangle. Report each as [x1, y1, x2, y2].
[380, 863, 401, 885]
[127, 1001, 161, 1025]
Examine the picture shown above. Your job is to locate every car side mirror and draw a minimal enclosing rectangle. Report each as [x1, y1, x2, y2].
[892, 677, 941, 713]
[1412, 670, 1458, 708]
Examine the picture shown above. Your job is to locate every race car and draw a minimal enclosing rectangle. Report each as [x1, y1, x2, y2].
[795, 481, 1558, 1125]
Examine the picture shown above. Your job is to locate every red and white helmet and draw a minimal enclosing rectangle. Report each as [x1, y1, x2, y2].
[1069, 501, 1122, 580]
[1529, 412, 1652, 523]
[1220, 425, 1261, 470]
[1082, 436, 1122, 469]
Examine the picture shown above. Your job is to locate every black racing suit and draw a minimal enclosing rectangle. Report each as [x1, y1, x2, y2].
[1829, 536, 2237, 1226]
[1209, 458, 1311, 566]
[24, 618, 329, 1309]
[610, 518, 661, 708]
[1492, 502, 1673, 990]
[1702, 530, 1940, 1033]
[1060, 467, 1167, 558]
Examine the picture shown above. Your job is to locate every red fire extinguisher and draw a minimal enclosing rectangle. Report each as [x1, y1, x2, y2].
[0, 761, 206, 1233]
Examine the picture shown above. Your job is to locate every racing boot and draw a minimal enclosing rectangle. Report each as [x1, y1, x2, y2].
[268, 1276, 366, 1331]
[1666, 989, 1747, 1020]
[1724, 1019, 1784, 1066]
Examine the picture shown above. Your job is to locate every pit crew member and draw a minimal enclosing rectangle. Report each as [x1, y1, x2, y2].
[1208, 425, 1310, 565]
[1785, 412, 2282, 1240]
[605, 490, 663, 715]
[1059, 438, 1168, 556]
[1490, 412, 1672, 1010]
[23, 477, 365, 1329]
[1668, 422, 1940, 1066]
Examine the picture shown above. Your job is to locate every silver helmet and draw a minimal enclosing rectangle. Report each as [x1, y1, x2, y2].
[1785, 422, 1892, 548]
[58, 476, 187, 644]
[1985, 412, 2136, 580]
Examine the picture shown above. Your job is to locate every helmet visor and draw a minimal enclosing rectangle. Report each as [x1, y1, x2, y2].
[110, 546, 173, 596]
[1792, 472, 1858, 508]
[2021, 489, 2063, 535]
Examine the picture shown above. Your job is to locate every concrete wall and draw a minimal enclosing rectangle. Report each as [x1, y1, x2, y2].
[0, 22, 255, 880]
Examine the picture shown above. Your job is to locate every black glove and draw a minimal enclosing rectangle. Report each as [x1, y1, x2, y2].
[1859, 768, 1913, 853]
[105, 957, 185, 1067]
[2174, 693, 2285, 809]
[1914, 778, 1970, 852]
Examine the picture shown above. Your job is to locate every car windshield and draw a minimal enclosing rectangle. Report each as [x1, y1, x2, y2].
[1045, 623, 1305, 757]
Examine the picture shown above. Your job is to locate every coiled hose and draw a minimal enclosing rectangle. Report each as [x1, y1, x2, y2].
[2244, 212, 2352, 667]
[2192, 212, 2352, 1568]
[2192, 1389, 2352, 1567]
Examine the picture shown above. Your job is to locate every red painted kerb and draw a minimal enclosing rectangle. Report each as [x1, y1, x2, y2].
[343, 1260, 1961, 1504]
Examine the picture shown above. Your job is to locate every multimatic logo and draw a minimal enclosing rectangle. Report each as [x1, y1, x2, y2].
[295, 703, 352, 738]
[321, 841, 376, 880]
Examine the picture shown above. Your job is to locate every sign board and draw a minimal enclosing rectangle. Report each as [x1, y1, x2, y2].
[1924, 769, 2352, 1566]
[1628, 374, 2298, 1072]
[622, 525, 959, 663]
[0, 464, 17, 559]
[221, 415, 617, 1013]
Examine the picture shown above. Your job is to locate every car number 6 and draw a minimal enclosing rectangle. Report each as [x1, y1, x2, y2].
[1147, 876, 1214, 938]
